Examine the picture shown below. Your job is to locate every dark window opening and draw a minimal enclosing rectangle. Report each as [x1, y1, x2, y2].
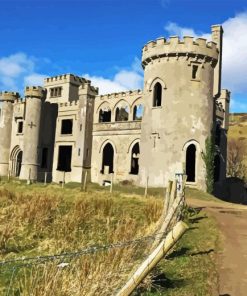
[192, 65, 199, 79]
[133, 105, 143, 121]
[61, 119, 73, 134]
[57, 146, 72, 172]
[17, 121, 23, 134]
[130, 143, 140, 175]
[41, 148, 48, 169]
[186, 144, 196, 182]
[115, 107, 129, 121]
[78, 148, 81, 156]
[50, 87, 62, 97]
[215, 122, 221, 146]
[99, 109, 111, 122]
[16, 151, 23, 177]
[153, 82, 162, 107]
[214, 154, 221, 182]
[101, 143, 114, 174]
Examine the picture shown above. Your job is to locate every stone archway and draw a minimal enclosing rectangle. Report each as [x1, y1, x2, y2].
[10, 146, 23, 177]
[186, 144, 196, 182]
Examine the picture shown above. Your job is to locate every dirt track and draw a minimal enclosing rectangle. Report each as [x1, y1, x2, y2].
[188, 198, 247, 296]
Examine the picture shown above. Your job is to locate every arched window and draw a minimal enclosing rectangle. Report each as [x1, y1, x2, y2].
[214, 154, 221, 182]
[186, 144, 196, 182]
[153, 82, 162, 107]
[99, 108, 111, 123]
[133, 104, 143, 121]
[101, 143, 114, 174]
[115, 106, 129, 121]
[130, 143, 140, 175]
[16, 151, 23, 177]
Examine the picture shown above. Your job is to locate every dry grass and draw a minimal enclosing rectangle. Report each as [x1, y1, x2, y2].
[0, 185, 163, 295]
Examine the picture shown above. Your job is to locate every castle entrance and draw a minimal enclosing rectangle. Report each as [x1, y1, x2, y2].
[186, 144, 196, 182]
[130, 142, 140, 175]
[10, 146, 23, 177]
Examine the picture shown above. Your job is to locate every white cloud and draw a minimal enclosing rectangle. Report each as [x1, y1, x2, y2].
[24, 73, 46, 86]
[84, 57, 143, 95]
[0, 52, 46, 92]
[165, 12, 247, 112]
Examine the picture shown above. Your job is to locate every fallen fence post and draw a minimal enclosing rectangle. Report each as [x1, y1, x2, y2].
[116, 221, 189, 296]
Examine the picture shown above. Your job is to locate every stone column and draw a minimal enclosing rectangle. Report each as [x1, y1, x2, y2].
[20, 87, 44, 180]
[0, 92, 20, 176]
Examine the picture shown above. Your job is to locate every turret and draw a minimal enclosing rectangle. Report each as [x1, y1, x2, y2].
[211, 25, 223, 98]
[0, 92, 20, 176]
[19, 86, 45, 180]
[139, 27, 220, 191]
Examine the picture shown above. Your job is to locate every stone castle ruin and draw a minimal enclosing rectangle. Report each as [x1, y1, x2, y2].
[0, 25, 230, 191]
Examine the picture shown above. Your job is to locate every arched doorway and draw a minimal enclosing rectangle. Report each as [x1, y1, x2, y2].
[214, 154, 221, 182]
[101, 143, 114, 174]
[130, 143, 140, 175]
[186, 144, 196, 182]
[10, 146, 23, 177]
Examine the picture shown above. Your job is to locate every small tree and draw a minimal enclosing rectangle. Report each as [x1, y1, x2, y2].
[201, 134, 215, 194]
[227, 138, 247, 183]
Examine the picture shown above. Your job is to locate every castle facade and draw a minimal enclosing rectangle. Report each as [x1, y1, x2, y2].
[0, 25, 230, 191]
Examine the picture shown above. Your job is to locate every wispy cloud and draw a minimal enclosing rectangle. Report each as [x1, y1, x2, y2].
[164, 12, 247, 112]
[84, 57, 143, 95]
[0, 53, 46, 92]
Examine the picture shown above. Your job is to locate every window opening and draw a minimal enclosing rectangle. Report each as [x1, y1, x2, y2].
[17, 121, 23, 134]
[57, 146, 72, 172]
[130, 143, 140, 175]
[41, 148, 48, 168]
[153, 82, 162, 107]
[61, 119, 73, 134]
[192, 65, 199, 79]
[101, 143, 114, 174]
[186, 144, 196, 182]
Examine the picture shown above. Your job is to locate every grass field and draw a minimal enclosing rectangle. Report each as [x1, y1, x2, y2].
[0, 181, 219, 295]
[228, 113, 247, 166]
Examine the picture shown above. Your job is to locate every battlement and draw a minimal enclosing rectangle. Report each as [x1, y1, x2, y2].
[97, 89, 142, 100]
[0, 91, 20, 102]
[25, 86, 45, 98]
[44, 73, 89, 86]
[59, 100, 79, 111]
[142, 35, 218, 66]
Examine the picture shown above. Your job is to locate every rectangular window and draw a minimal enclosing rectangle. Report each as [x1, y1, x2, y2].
[61, 119, 73, 135]
[57, 146, 72, 172]
[41, 148, 48, 168]
[192, 65, 199, 80]
[50, 87, 62, 97]
[17, 121, 23, 134]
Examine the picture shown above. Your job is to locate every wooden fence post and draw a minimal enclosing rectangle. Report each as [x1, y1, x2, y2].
[44, 172, 47, 186]
[116, 221, 188, 296]
[83, 170, 88, 192]
[62, 171, 65, 188]
[110, 173, 113, 193]
[144, 176, 149, 197]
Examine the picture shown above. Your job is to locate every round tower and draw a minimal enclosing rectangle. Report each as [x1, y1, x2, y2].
[0, 92, 20, 176]
[20, 86, 44, 181]
[139, 29, 220, 190]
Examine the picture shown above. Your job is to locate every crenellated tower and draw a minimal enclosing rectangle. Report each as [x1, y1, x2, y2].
[0, 92, 20, 176]
[139, 25, 222, 190]
[19, 86, 45, 180]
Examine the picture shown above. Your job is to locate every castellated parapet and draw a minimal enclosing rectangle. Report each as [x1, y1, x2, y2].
[25, 86, 45, 98]
[44, 74, 88, 86]
[142, 36, 218, 68]
[0, 91, 20, 102]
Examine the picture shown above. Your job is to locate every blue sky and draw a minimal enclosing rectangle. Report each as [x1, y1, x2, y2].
[0, 0, 247, 112]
